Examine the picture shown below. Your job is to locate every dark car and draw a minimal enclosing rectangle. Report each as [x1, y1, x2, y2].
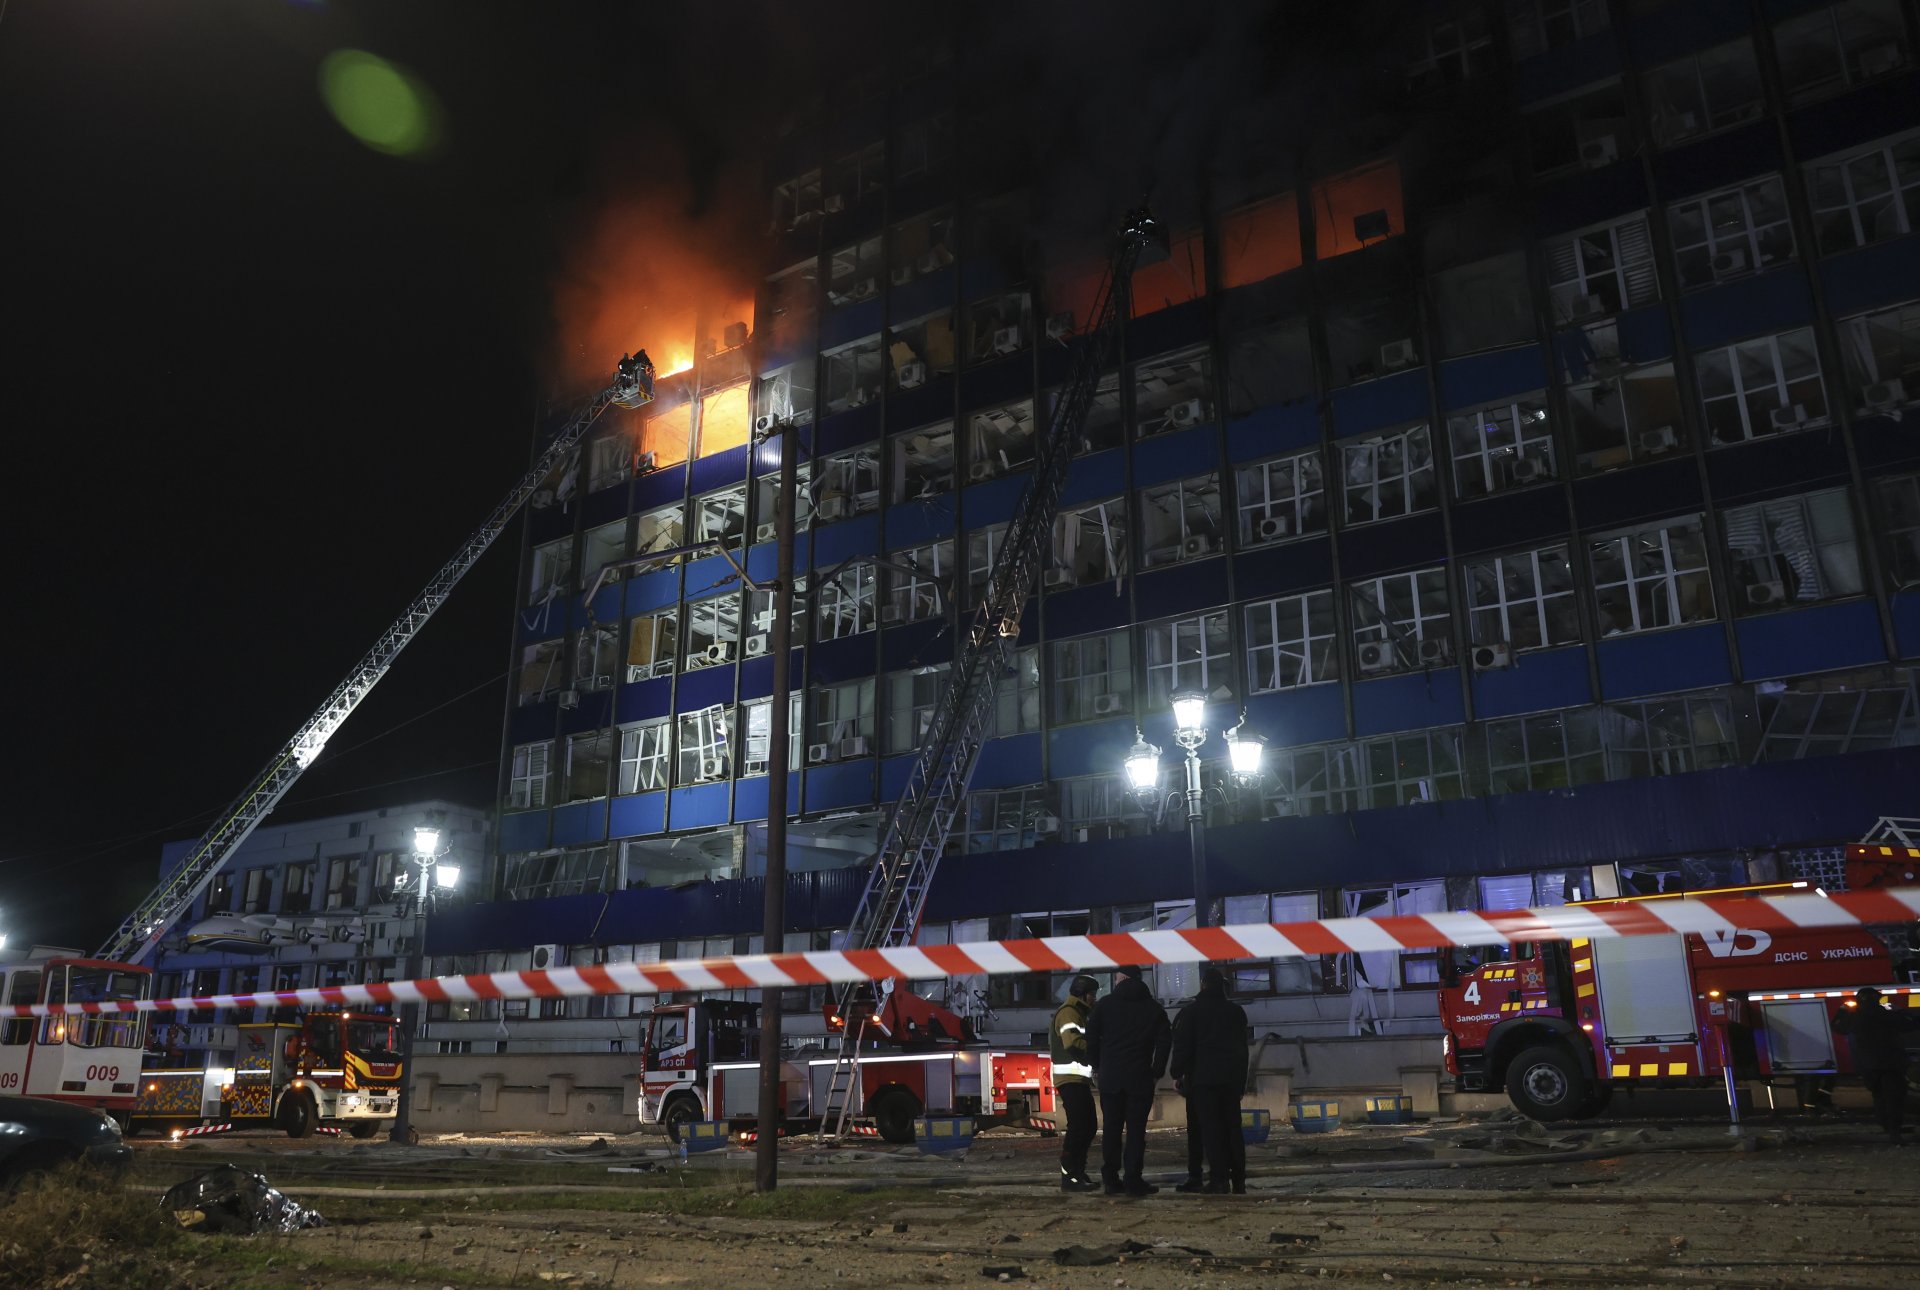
[0, 1094, 132, 1188]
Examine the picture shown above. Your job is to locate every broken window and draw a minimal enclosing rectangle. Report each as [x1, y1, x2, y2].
[1643, 38, 1763, 148]
[1042, 253, 1106, 338]
[518, 639, 564, 706]
[697, 384, 750, 458]
[1050, 497, 1128, 588]
[821, 336, 883, 414]
[692, 484, 748, 548]
[967, 291, 1032, 365]
[587, 430, 631, 493]
[884, 540, 953, 625]
[894, 113, 954, 181]
[770, 169, 823, 232]
[1694, 326, 1829, 443]
[1143, 611, 1232, 708]
[1722, 488, 1864, 612]
[1235, 448, 1326, 546]
[1261, 744, 1365, 818]
[1131, 226, 1206, 317]
[755, 361, 815, 429]
[1669, 175, 1795, 290]
[761, 261, 818, 357]
[526, 538, 573, 605]
[1218, 194, 1303, 288]
[1431, 252, 1534, 357]
[1351, 567, 1455, 674]
[1506, 0, 1610, 62]
[814, 442, 880, 521]
[1464, 545, 1580, 651]
[967, 398, 1037, 482]
[1045, 371, 1123, 452]
[967, 523, 1009, 601]
[1522, 81, 1630, 177]
[1486, 710, 1606, 794]
[1755, 666, 1920, 761]
[1340, 425, 1436, 524]
[1359, 736, 1464, 812]
[753, 459, 813, 541]
[987, 646, 1042, 738]
[827, 141, 885, 211]
[564, 729, 613, 803]
[1600, 695, 1735, 778]
[1447, 395, 1557, 499]
[1871, 472, 1920, 590]
[1049, 630, 1134, 725]
[883, 664, 950, 753]
[1226, 320, 1314, 413]
[809, 678, 876, 757]
[888, 310, 958, 389]
[1567, 359, 1686, 473]
[1774, 0, 1910, 104]
[816, 561, 877, 640]
[573, 624, 619, 692]
[1245, 590, 1338, 692]
[617, 720, 671, 794]
[1544, 212, 1658, 325]
[625, 608, 678, 682]
[1325, 292, 1422, 386]
[633, 503, 685, 572]
[1312, 159, 1404, 260]
[963, 784, 1057, 855]
[1138, 473, 1224, 567]
[889, 209, 955, 284]
[739, 692, 804, 775]
[1805, 130, 1920, 254]
[891, 421, 956, 502]
[1837, 302, 1920, 414]
[676, 704, 734, 784]
[743, 575, 808, 654]
[1133, 345, 1215, 437]
[683, 592, 742, 669]
[582, 520, 626, 588]
[1587, 515, 1715, 636]
[1404, 3, 1495, 91]
[827, 238, 883, 309]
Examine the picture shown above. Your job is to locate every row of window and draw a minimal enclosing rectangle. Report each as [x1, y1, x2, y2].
[200, 852, 417, 918]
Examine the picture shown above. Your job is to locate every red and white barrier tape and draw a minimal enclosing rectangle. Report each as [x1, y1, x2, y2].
[14, 889, 1919, 1018]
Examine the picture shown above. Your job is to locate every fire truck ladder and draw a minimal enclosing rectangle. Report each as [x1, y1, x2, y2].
[1862, 817, 1920, 847]
[817, 210, 1163, 1138]
[98, 355, 659, 965]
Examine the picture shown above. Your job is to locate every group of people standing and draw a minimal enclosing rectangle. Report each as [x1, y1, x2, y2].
[1048, 963, 1248, 1196]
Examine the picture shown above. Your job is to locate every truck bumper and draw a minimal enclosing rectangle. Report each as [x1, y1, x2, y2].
[1454, 1054, 1489, 1092]
[335, 1092, 398, 1121]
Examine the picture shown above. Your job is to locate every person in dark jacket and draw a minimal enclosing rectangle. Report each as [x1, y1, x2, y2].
[1833, 986, 1920, 1143]
[1085, 964, 1171, 1196]
[1049, 975, 1100, 1191]
[1169, 1004, 1204, 1192]
[1168, 965, 1250, 1192]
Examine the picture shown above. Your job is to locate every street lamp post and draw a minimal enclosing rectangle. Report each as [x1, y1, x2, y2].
[1125, 694, 1266, 931]
[389, 823, 460, 1145]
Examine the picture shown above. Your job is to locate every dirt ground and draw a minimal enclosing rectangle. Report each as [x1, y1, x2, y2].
[100, 1113, 1920, 1290]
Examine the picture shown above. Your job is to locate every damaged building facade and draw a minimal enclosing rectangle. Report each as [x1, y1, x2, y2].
[427, 1, 1920, 1070]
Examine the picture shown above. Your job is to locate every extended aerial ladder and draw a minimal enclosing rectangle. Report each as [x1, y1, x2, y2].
[817, 210, 1164, 1135]
[98, 354, 658, 965]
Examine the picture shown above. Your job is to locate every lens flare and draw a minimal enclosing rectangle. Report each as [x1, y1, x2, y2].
[319, 50, 441, 158]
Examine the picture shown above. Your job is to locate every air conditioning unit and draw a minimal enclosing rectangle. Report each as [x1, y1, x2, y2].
[744, 634, 769, 657]
[1746, 580, 1786, 608]
[890, 265, 916, 286]
[755, 521, 779, 543]
[742, 759, 769, 776]
[839, 736, 870, 759]
[879, 604, 904, 623]
[1511, 457, 1549, 484]
[1861, 42, 1903, 78]
[530, 944, 564, 971]
[1636, 424, 1679, 454]
[754, 413, 778, 434]
[1043, 566, 1074, 587]
[823, 194, 846, 213]
[1166, 399, 1203, 427]
[897, 360, 927, 388]
[969, 460, 996, 481]
[635, 451, 657, 474]
[1709, 248, 1748, 279]
[557, 689, 580, 709]
[1357, 641, 1395, 674]
[1769, 403, 1809, 430]
[1580, 134, 1619, 167]
[1471, 642, 1513, 672]
[1249, 515, 1289, 542]
[1180, 534, 1212, 558]
[1032, 814, 1062, 835]
[1568, 293, 1606, 321]
[1864, 378, 1908, 411]
[1092, 693, 1124, 716]
[702, 642, 734, 665]
[530, 488, 556, 510]
[696, 757, 728, 782]
[1379, 339, 1418, 371]
[816, 496, 848, 522]
[1045, 311, 1075, 341]
[850, 277, 879, 302]
[992, 326, 1023, 354]
[807, 742, 834, 764]
[1419, 637, 1453, 665]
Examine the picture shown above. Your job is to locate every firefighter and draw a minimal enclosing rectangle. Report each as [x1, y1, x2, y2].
[1050, 974, 1100, 1191]
[1833, 986, 1920, 1144]
[1086, 964, 1171, 1196]
[1168, 965, 1249, 1193]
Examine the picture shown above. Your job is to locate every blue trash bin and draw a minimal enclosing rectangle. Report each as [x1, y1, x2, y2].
[1289, 1098, 1340, 1134]
[914, 1115, 975, 1155]
[1241, 1107, 1272, 1145]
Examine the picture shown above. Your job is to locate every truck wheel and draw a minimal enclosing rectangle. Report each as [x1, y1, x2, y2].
[278, 1094, 316, 1139]
[869, 1089, 922, 1145]
[348, 1120, 382, 1139]
[1505, 1044, 1588, 1121]
[661, 1095, 700, 1144]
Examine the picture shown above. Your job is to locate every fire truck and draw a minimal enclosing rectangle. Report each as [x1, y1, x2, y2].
[1442, 853, 1920, 1120]
[132, 1011, 402, 1138]
[0, 948, 152, 1122]
[636, 985, 1055, 1144]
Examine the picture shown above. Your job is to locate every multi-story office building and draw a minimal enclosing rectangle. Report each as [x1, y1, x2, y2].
[145, 801, 488, 1069]
[431, 1, 1920, 1054]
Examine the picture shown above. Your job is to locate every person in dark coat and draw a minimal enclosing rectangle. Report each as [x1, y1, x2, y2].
[1832, 986, 1920, 1143]
[1169, 1003, 1205, 1192]
[1085, 963, 1171, 1196]
[1168, 965, 1250, 1192]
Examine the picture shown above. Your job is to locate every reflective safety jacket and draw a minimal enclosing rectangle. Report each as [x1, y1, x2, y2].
[1050, 995, 1094, 1084]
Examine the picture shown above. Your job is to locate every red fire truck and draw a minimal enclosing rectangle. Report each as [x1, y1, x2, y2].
[636, 985, 1056, 1144]
[1441, 867, 1919, 1120]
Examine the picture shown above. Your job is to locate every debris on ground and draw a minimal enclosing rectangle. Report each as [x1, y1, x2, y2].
[161, 1163, 326, 1235]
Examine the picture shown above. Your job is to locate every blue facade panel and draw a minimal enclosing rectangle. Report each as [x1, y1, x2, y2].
[1436, 346, 1549, 412]
[1135, 558, 1231, 620]
[961, 472, 1028, 530]
[886, 496, 958, 547]
[510, 703, 553, 745]
[499, 810, 550, 853]
[551, 800, 608, 847]
[683, 553, 736, 599]
[614, 678, 673, 724]
[1330, 370, 1429, 437]
[1042, 582, 1135, 637]
[745, 535, 812, 583]
[689, 446, 750, 495]
[1047, 718, 1138, 779]
[879, 754, 914, 802]
[811, 515, 883, 569]
[666, 783, 731, 830]
[730, 773, 799, 823]
[891, 269, 955, 322]
[1596, 625, 1731, 699]
[1471, 646, 1592, 719]
[1896, 591, 1920, 659]
[1734, 599, 1887, 679]
[1511, 35, 1621, 105]
[675, 663, 736, 713]
[973, 734, 1043, 789]
[1234, 536, 1335, 600]
[818, 299, 882, 350]
[1650, 121, 1781, 201]
[816, 403, 881, 455]
[887, 375, 957, 431]
[1244, 684, 1347, 748]
[1128, 299, 1209, 358]
[1132, 425, 1218, 489]
[1627, 0, 1753, 67]
[1226, 402, 1319, 461]
[559, 689, 612, 736]
[1351, 669, 1466, 736]
[959, 354, 1032, 411]
[1060, 450, 1128, 506]
[609, 791, 667, 839]
[1818, 237, 1920, 318]
[1679, 269, 1814, 351]
[806, 760, 876, 810]
[625, 568, 682, 615]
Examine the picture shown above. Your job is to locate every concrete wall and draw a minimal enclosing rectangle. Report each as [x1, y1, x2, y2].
[410, 1052, 642, 1135]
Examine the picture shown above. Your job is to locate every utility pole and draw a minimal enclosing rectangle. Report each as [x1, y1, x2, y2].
[755, 419, 800, 1192]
